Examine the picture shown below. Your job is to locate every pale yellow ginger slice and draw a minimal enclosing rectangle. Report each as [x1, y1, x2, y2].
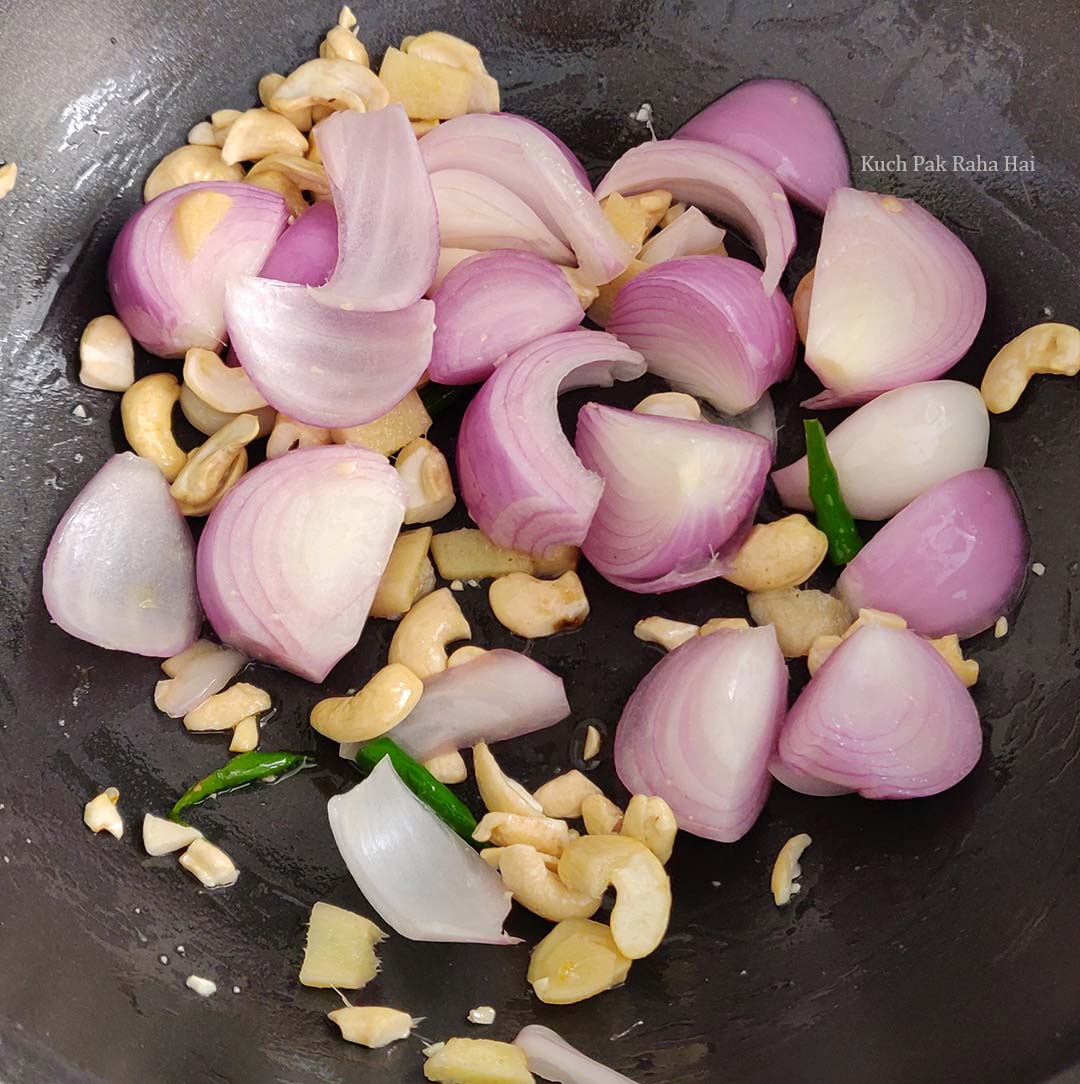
[328, 1006, 417, 1047]
[423, 1037, 535, 1084]
[330, 389, 432, 455]
[298, 901, 386, 989]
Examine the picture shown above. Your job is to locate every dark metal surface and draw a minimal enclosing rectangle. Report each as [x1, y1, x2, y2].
[3, 0, 1080, 1081]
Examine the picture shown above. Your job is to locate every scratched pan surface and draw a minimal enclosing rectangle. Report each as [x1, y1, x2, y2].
[2, 0, 1080, 1081]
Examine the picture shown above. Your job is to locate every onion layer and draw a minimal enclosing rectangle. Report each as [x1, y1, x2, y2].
[456, 330, 646, 555]
[615, 626, 788, 842]
[835, 467, 1028, 639]
[43, 453, 201, 657]
[774, 624, 983, 798]
[258, 199, 338, 285]
[675, 79, 849, 214]
[803, 188, 986, 407]
[225, 276, 433, 427]
[197, 444, 405, 682]
[773, 381, 990, 520]
[595, 138, 796, 295]
[576, 404, 771, 592]
[429, 251, 583, 385]
[108, 181, 288, 358]
[514, 1026, 640, 1084]
[607, 256, 796, 414]
[328, 757, 515, 943]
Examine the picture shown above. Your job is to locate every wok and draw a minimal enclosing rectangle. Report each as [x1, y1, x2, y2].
[2, 1, 1079, 1081]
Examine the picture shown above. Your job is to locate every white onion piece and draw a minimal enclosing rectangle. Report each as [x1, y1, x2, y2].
[772, 380, 989, 520]
[514, 1026, 640, 1084]
[774, 624, 983, 798]
[595, 139, 796, 295]
[153, 642, 246, 718]
[42, 453, 201, 657]
[709, 391, 778, 451]
[420, 113, 634, 285]
[576, 404, 771, 592]
[376, 649, 570, 761]
[224, 276, 433, 427]
[328, 757, 516, 944]
[803, 188, 986, 408]
[456, 330, 646, 555]
[313, 105, 438, 311]
[639, 206, 727, 265]
[197, 445, 405, 681]
[429, 169, 575, 264]
[615, 627, 788, 842]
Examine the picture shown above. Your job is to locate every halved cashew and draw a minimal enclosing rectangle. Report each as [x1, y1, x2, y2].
[187, 119, 225, 146]
[266, 414, 332, 458]
[172, 189, 234, 260]
[143, 145, 243, 202]
[634, 391, 701, 420]
[600, 190, 672, 250]
[370, 527, 434, 620]
[621, 795, 678, 864]
[184, 682, 270, 732]
[498, 844, 603, 922]
[473, 812, 570, 855]
[557, 834, 671, 959]
[309, 663, 423, 742]
[331, 389, 432, 456]
[401, 32, 500, 113]
[806, 634, 841, 675]
[0, 162, 17, 200]
[379, 46, 474, 120]
[929, 633, 979, 688]
[725, 515, 829, 592]
[79, 315, 134, 392]
[532, 771, 603, 819]
[387, 588, 470, 679]
[246, 168, 308, 217]
[210, 108, 244, 145]
[183, 347, 267, 413]
[527, 917, 632, 1005]
[121, 373, 186, 482]
[180, 385, 276, 438]
[747, 587, 853, 658]
[271, 58, 390, 115]
[771, 833, 812, 906]
[424, 750, 468, 784]
[229, 715, 260, 752]
[170, 412, 259, 516]
[221, 107, 308, 166]
[247, 154, 330, 198]
[258, 73, 286, 108]
[321, 24, 370, 66]
[581, 793, 623, 836]
[328, 1006, 416, 1048]
[698, 617, 751, 635]
[793, 267, 814, 345]
[180, 838, 239, 888]
[83, 787, 123, 838]
[634, 616, 700, 650]
[489, 571, 589, 638]
[472, 742, 543, 816]
[981, 323, 1080, 413]
[395, 438, 456, 524]
[447, 644, 486, 668]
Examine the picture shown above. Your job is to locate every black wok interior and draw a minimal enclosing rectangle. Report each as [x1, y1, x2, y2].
[2, 1, 1080, 1081]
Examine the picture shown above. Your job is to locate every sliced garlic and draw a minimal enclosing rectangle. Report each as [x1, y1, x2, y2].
[142, 813, 202, 856]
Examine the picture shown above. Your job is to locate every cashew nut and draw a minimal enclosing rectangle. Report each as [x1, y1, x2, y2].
[561, 266, 600, 309]
[620, 795, 678, 864]
[83, 787, 123, 839]
[387, 587, 470, 679]
[473, 812, 570, 855]
[771, 833, 812, 906]
[337, 4, 357, 29]
[401, 32, 500, 113]
[187, 121, 217, 146]
[182, 347, 267, 413]
[179, 838, 239, 888]
[266, 414, 332, 458]
[258, 73, 286, 108]
[929, 633, 979, 688]
[170, 412, 259, 516]
[489, 571, 589, 638]
[793, 267, 814, 345]
[210, 108, 244, 145]
[447, 644, 486, 668]
[581, 793, 624, 836]
[582, 724, 602, 761]
[844, 607, 906, 638]
[247, 154, 330, 198]
[143, 145, 243, 202]
[395, 438, 456, 524]
[0, 162, 17, 200]
[331, 389, 432, 456]
[309, 663, 423, 742]
[527, 917, 632, 1005]
[321, 24, 370, 66]
[370, 527, 434, 620]
[498, 844, 602, 922]
[271, 58, 390, 116]
[328, 1006, 416, 1048]
[411, 118, 440, 137]
[259, 75, 314, 133]
[472, 742, 543, 817]
[379, 46, 474, 120]
[725, 514, 829, 592]
[806, 634, 842, 675]
[180, 384, 276, 438]
[121, 373, 187, 482]
[221, 107, 308, 166]
[79, 315, 134, 392]
[557, 834, 671, 959]
[698, 617, 751, 635]
[532, 771, 603, 819]
[172, 189, 234, 260]
[633, 615, 700, 650]
[229, 715, 260, 752]
[747, 587, 853, 658]
[184, 682, 270, 732]
[806, 608, 908, 674]
[980, 322, 1080, 413]
[634, 391, 702, 420]
[245, 167, 309, 218]
[423, 750, 468, 784]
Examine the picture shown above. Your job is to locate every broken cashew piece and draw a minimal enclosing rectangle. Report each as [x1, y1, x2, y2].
[329, 1006, 416, 1048]
[182, 347, 268, 413]
[582, 724, 602, 761]
[532, 771, 602, 819]
[221, 107, 308, 166]
[83, 787, 123, 839]
[396, 438, 456, 524]
[489, 571, 589, 638]
[387, 587, 470, 679]
[79, 315, 134, 392]
[271, 58, 390, 115]
[557, 834, 671, 959]
[183, 682, 270, 732]
[0, 162, 17, 200]
[370, 527, 434, 620]
[247, 153, 329, 197]
[229, 716, 260, 752]
[771, 833, 812, 906]
[331, 389, 432, 456]
[725, 515, 829, 592]
[634, 615, 699, 650]
[170, 412, 259, 517]
[581, 793, 624, 836]
[401, 32, 500, 113]
[473, 812, 570, 856]
[806, 633, 842, 675]
[266, 414, 332, 458]
[179, 838, 239, 888]
[447, 644, 487, 668]
[698, 616, 751, 635]
[424, 750, 468, 784]
[120, 373, 187, 482]
[498, 844, 602, 922]
[929, 633, 979, 688]
[980, 323, 1080, 413]
[309, 663, 423, 742]
[321, 24, 370, 66]
[472, 742, 543, 816]
[793, 267, 814, 345]
[621, 795, 678, 864]
[634, 390, 702, 420]
[143, 145, 243, 202]
[180, 385, 275, 439]
[528, 917, 633, 1005]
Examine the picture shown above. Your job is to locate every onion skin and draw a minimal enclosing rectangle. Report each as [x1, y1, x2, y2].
[675, 79, 850, 215]
[615, 626, 788, 842]
[835, 467, 1028, 639]
[108, 181, 288, 358]
[43, 453, 200, 657]
[774, 624, 983, 798]
[803, 188, 987, 408]
[772, 381, 990, 520]
[576, 403, 771, 593]
[607, 255, 796, 414]
[456, 330, 646, 556]
[429, 251, 583, 385]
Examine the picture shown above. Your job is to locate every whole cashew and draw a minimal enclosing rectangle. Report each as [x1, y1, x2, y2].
[309, 663, 423, 742]
[620, 795, 678, 864]
[121, 373, 187, 482]
[221, 108, 308, 166]
[143, 145, 243, 202]
[170, 413, 259, 516]
[472, 742, 543, 817]
[446, 644, 487, 668]
[183, 347, 268, 413]
[498, 844, 603, 922]
[187, 121, 217, 147]
[980, 322, 1080, 414]
[725, 515, 829, 592]
[488, 571, 589, 639]
[387, 588, 470, 679]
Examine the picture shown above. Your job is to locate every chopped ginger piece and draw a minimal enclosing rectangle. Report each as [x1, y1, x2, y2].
[331, 390, 431, 456]
[379, 46, 473, 120]
[328, 1005, 417, 1047]
[430, 528, 577, 581]
[371, 527, 434, 619]
[600, 190, 671, 250]
[299, 901, 386, 989]
[423, 1037, 534, 1084]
